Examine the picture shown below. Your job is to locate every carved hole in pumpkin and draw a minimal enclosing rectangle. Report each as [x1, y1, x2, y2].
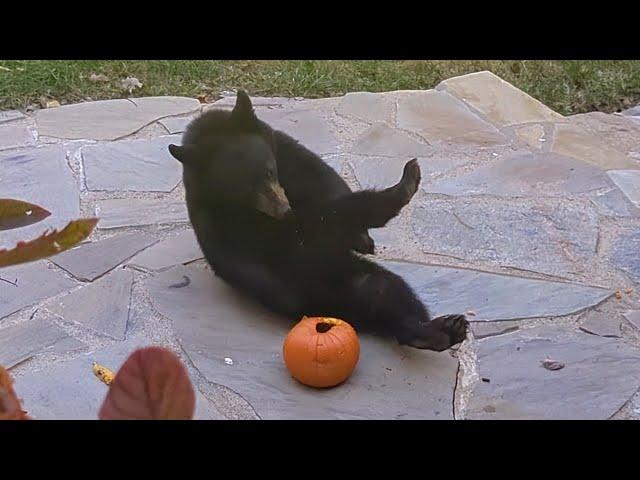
[316, 322, 334, 333]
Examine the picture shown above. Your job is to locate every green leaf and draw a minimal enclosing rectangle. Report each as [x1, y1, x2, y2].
[0, 199, 50, 231]
[0, 218, 98, 268]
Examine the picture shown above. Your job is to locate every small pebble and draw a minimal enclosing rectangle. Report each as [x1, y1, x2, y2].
[541, 358, 565, 371]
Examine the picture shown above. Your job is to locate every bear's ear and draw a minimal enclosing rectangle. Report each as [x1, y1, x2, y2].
[168, 144, 199, 165]
[230, 90, 257, 126]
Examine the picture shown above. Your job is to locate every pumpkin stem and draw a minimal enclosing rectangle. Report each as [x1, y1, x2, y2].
[316, 322, 334, 333]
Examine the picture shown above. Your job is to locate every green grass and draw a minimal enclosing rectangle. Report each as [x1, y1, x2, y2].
[1, 60, 640, 115]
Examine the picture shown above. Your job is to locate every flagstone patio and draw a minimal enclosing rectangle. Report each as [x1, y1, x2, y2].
[1, 71, 640, 419]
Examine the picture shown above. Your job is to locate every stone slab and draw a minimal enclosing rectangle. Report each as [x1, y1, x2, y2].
[48, 269, 133, 340]
[590, 188, 640, 218]
[12, 337, 203, 420]
[397, 90, 506, 146]
[47, 336, 87, 356]
[381, 260, 612, 322]
[0, 122, 35, 150]
[147, 265, 459, 420]
[470, 321, 520, 340]
[256, 108, 340, 155]
[624, 310, 640, 330]
[607, 170, 640, 208]
[514, 124, 546, 149]
[612, 228, 640, 284]
[551, 123, 638, 170]
[82, 135, 182, 192]
[95, 198, 189, 229]
[467, 325, 640, 419]
[193, 390, 226, 420]
[425, 152, 612, 197]
[128, 229, 202, 271]
[35, 96, 201, 141]
[349, 154, 471, 190]
[0, 147, 80, 249]
[438, 71, 564, 126]
[351, 123, 431, 157]
[0, 261, 77, 320]
[52, 233, 157, 281]
[159, 116, 193, 134]
[335, 92, 397, 124]
[411, 197, 599, 278]
[579, 311, 623, 338]
[0, 110, 26, 124]
[0, 316, 79, 368]
[623, 106, 640, 117]
[570, 112, 640, 155]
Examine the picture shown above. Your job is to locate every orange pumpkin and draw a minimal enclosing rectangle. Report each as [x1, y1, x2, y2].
[283, 316, 360, 388]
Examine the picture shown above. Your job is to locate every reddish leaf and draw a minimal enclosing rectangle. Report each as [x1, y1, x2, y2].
[0, 218, 98, 268]
[0, 199, 50, 231]
[99, 347, 196, 420]
[0, 366, 30, 420]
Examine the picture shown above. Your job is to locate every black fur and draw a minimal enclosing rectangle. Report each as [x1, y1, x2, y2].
[168, 91, 468, 351]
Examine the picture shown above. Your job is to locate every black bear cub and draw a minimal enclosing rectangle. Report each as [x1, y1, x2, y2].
[168, 91, 468, 352]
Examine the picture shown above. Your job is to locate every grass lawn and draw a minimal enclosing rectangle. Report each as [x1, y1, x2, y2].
[1, 60, 639, 115]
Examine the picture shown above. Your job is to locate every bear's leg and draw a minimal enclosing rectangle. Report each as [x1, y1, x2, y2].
[341, 263, 469, 352]
[297, 159, 421, 235]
